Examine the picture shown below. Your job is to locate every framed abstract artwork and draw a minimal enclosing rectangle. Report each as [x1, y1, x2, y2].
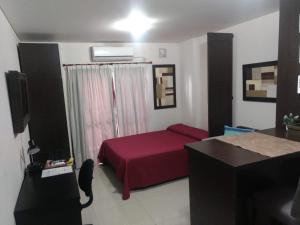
[152, 64, 176, 109]
[243, 61, 278, 103]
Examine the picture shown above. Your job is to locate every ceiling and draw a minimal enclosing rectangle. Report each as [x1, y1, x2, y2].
[0, 0, 279, 43]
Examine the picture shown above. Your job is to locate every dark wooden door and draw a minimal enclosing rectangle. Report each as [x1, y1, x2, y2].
[208, 33, 233, 137]
[18, 43, 70, 161]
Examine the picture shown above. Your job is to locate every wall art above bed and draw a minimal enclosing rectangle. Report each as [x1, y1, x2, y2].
[152, 64, 176, 109]
[243, 60, 278, 103]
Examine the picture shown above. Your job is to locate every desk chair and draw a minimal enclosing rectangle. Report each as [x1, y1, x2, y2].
[253, 179, 300, 225]
[79, 159, 94, 225]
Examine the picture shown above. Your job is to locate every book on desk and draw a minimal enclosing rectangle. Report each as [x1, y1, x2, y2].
[41, 158, 75, 178]
[41, 165, 73, 178]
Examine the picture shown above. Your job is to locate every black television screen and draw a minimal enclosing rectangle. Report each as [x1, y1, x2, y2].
[6, 71, 30, 134]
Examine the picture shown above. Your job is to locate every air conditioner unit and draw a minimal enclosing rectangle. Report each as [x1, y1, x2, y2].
[91, 46, 134, 62]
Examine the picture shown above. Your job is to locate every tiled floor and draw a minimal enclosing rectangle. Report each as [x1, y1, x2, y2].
[80, 165, 190, 225]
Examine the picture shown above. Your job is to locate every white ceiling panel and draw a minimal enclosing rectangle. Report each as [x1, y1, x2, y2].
[0, 0, 279, 42]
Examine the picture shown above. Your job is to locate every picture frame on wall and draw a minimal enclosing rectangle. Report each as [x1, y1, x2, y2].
[152, 64, 176, 109]
[243, 61, 278, 103]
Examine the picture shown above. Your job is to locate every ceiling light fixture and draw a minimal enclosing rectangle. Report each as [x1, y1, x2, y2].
[112, 10, 156, 40]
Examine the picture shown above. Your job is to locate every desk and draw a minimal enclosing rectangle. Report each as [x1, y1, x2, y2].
[14, 170, 82, 225]
[186, 128, 300, 225]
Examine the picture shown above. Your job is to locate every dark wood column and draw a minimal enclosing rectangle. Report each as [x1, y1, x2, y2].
[207, 33, 233, 137]
[18, 43, 70, 161]
[276, 0, 300, 128]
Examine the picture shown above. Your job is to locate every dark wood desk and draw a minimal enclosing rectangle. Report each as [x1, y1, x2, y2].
[186, 128, 300, 225]
[14, 170, 82, 225]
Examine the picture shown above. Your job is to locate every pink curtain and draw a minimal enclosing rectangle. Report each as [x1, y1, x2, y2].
[82, 65, 115, 160]
[66, 64, 149, 165]
[66, 65, 115, 165]
[113, 64, 149, 137]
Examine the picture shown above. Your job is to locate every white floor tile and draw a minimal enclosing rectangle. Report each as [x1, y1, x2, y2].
[80, 165, 190, 225]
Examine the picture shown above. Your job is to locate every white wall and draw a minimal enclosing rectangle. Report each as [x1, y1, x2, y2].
[0, 9, 30, 225]
[180, 36, 208, 130]
[59, 42, 182, 131]
[180, 12, 279, 130]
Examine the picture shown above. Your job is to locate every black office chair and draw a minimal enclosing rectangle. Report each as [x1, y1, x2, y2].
[253, 179, 300, 225]
[78, 159, 94, 225]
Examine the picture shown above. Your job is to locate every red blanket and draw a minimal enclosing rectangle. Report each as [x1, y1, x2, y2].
[98, 124, 208, 199]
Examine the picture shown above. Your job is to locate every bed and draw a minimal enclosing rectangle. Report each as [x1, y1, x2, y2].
[98, 124, 208, 199]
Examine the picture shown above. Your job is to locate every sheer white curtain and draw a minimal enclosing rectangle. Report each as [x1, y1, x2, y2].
[66, 65, 115, 166]
[66, 66, 86, 166]
[66, 63, 150, 166]
[113, 64, 149, 136]
[82, 65, 115, 159]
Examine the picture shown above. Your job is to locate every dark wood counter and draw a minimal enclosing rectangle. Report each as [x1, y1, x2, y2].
[186, 128, 300, 225]
[186, 139, 269, 167]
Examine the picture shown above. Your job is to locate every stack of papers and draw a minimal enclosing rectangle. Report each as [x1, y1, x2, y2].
[41, 166, 73, 178]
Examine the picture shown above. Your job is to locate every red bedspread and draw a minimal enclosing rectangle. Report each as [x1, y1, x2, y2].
[98, 125, 208, 200]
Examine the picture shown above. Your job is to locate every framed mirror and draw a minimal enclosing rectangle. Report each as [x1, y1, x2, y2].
[152, 64, 176, 109]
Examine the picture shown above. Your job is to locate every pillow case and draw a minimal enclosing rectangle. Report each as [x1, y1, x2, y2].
[167, 124, 208, 140]
[224, 125, 255, 136]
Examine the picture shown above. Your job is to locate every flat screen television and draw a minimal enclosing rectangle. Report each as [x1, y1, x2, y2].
[6, 71, 30, 134]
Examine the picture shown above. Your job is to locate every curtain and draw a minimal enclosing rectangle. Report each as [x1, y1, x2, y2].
[66, 65, 115, 166]
[66, 66, 87, 167]
[82, 65, 115, 160]
[113, 64, 149, 136]
[66, 63, 149, 166]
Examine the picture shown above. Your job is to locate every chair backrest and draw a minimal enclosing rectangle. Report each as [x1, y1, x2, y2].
[78, 159, 94, 209]
[291, 178, 300, 218]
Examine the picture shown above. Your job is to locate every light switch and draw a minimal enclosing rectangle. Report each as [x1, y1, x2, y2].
[159, 48, 167, 58]
[298, 75, 300, 94]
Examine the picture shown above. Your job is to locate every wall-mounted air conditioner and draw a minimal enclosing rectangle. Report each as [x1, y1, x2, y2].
[91, 46, 134, 62]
